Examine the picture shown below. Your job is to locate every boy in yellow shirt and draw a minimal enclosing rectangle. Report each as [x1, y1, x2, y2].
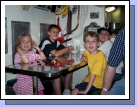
[71, 31, 107, 95]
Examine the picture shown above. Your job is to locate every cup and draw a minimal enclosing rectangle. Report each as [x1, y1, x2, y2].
[76, 46, 80, 54]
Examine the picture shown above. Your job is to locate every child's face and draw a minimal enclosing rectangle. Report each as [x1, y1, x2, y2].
[48, 28, 59, 42]
[84, 35, 99, 54]
[19, 36, 32, 52]
[99, 30, 112, 44]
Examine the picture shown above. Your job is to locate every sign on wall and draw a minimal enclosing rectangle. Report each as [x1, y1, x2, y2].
[90, 12, 99, 19]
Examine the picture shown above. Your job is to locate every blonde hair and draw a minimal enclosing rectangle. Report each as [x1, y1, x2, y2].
[83, 31, 99, 42]
[17, 34, 33, 51]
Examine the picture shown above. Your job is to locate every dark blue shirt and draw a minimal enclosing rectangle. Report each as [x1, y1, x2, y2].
[37, 37, 65, 57]
[107, 28, 125, 70]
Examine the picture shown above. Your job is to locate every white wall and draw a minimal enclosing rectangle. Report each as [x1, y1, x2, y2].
[5, 5, 105, 82]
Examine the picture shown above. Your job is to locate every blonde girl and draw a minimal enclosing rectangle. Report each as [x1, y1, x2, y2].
[13, 34, 46, 95]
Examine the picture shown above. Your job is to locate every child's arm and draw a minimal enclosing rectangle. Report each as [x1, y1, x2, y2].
[51, 46, 74, 57]
[32, 41, 46, 60]
[78, 74, 96, 94]
[80, 54, 88, 62]
[21, 63, 29, 70]
[16, 45, 29, 63]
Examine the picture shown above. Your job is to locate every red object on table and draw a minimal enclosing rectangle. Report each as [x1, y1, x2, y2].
[55, 59, 65, 67]
[45, 59, 74, 68]
[65, 59, 74, 65]
[54, 64, 59, 68]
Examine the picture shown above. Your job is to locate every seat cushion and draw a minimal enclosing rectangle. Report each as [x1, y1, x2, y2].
[6, 78, 17, 87]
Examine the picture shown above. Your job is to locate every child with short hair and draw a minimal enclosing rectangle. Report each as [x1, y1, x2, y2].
[97, 27, 124, 85]
[38, 24, 74, 57]
[13, 34, 46, 95]
[37, 24, 74, 95]
[71, 31, 107, 95]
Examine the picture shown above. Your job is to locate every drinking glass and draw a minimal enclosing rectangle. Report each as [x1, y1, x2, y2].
[76, 46, 80, 54]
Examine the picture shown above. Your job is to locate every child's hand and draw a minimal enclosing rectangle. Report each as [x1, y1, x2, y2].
[32, 40, 38, 50]
[68, 46, 74, 51]
[16, 45, 22, 52]
[80, 55, 87, 62]
[39, 60, 45, 66]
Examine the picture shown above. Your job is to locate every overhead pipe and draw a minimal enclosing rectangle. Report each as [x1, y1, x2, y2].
[73, 5, 88, 39]
[64, 5, 80, 37]
[66, 9, 72, 34]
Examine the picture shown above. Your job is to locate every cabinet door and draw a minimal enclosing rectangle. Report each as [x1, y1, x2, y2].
[40, 23, 50, 41]
[11, 21, 30, 63]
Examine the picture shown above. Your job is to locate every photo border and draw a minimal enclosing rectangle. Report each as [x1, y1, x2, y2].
[1, 1, 134, 105]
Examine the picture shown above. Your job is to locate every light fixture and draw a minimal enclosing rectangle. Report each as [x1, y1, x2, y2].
[105, 6, 115, 12]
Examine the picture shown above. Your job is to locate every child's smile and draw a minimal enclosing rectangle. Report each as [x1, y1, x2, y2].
[19, 36, 32, 53]
[84, 35, 99, 54]
[48, 28, 59, 42]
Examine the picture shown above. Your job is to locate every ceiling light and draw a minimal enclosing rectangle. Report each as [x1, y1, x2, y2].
[105, 6, 115, 12]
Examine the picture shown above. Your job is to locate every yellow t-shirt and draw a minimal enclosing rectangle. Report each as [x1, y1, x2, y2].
[82, 50, 107, 89]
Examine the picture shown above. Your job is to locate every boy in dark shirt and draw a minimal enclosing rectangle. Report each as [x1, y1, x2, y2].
[37, 24, 74, 95]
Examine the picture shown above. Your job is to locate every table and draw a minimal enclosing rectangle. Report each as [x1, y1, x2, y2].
[5, 53, 87, 95]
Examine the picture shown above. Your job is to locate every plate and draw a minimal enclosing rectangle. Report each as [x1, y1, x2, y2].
[71, 50, 78, 54]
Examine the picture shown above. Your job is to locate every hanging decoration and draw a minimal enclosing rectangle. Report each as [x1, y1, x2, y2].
[57, 17, 62, 32]
[55, 5, 69, 18]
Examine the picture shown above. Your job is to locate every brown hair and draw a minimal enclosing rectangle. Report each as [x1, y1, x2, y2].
[17, 34, 33, 51]
[48, 24, 60, 32]
[83, 31, 99, 42]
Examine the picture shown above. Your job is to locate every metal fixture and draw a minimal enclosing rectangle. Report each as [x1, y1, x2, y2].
[84, 22, 100, 35]
[105, 6, 115, 12]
